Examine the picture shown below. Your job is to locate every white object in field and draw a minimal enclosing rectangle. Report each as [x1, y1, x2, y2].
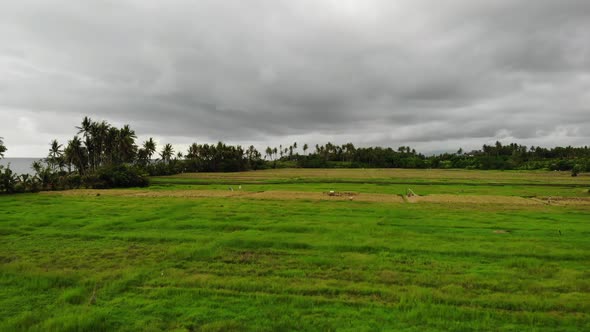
[239, 185, 242, 190]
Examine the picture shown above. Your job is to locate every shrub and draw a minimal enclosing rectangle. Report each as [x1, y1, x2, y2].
[571, 165, 581, 177]
[92, 164, 149, 188]
[66, 174, 82, 189]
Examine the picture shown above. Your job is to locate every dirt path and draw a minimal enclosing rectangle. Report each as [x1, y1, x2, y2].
[42, 189, 590, 207]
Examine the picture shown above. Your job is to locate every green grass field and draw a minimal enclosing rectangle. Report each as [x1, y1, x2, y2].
[1, 169, 589, 331]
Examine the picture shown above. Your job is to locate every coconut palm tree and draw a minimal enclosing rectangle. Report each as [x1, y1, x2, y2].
[143, 138, 157, 162]
[48, 139, 64, 171]
[76, 116, 93, 137]
[0, 137, 6, 159]
[187, 143, 199, 159]
[118, 124, 137, 163]
[303, 143, 308, 155]
[64, 136, 87, 175]
[160, 144, 174, 164]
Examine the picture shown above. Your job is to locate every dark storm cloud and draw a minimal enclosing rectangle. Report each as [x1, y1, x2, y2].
[1, 0, 589, 156]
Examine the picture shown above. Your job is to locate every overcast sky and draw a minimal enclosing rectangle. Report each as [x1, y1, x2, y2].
[1, 0, 589, 157]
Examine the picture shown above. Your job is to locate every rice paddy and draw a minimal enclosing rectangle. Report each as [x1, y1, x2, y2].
[1, 169, 589, 331]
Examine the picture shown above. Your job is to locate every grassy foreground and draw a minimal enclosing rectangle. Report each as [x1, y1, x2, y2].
[1, 169, 589, 331]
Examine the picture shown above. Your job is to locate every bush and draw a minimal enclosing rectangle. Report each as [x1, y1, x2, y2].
[66, 174, 82, 189]
[91, 165, 149, 189]
[571, 165, 582, 177]
[0, 166, 18, 193]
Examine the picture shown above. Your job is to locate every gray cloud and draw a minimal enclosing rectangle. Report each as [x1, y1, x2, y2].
[1, 0, 589, 156]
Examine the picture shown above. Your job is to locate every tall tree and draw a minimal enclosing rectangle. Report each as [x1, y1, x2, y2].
[187, 143, 199, 159]
[47, 139, 64, 171]
[160, 144, 174, 164]
[0, 137, 6, 159]
[117, 124, 138, 163]
[143, 138, 157, 161]
[64, 136, 87, 175]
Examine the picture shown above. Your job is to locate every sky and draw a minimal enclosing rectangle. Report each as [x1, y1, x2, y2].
[1, 0, 589, 157]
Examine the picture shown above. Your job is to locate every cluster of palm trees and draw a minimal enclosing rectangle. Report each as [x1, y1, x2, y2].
[263, 142, 362, 162]
[35, 117, 270, 176]
[264, 142, 310, 161]
[55, 117, 139, 174]
[181, 142, 262, 172]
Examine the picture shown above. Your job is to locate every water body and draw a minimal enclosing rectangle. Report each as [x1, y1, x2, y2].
[0, 158, 41, 175]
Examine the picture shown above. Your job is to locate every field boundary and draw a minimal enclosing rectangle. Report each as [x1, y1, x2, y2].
[41, 189, 590, 206]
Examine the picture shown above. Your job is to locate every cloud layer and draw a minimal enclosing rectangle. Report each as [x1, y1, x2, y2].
[1, 0, 589, 156]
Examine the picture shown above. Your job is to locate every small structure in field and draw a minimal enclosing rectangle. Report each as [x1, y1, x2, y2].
[406, 188, 417, 197]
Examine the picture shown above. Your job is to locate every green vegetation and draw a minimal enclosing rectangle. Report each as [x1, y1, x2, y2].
[3, 116, 590, 195]
[1, 169, 589, 331]
[291, 142, 590, 171]
[0, 137, 6, 158]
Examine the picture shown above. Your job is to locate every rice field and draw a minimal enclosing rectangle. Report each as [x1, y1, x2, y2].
[1, 169, 589, 331]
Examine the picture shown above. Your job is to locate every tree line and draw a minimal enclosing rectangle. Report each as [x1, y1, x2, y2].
[1, 117, 589, 194]
[291, 142, 590, 174]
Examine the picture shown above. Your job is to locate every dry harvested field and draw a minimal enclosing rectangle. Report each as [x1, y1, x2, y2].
[154, 168, 590, 185]
[2, 168, 590, 331]
[45, 188, 590, 207]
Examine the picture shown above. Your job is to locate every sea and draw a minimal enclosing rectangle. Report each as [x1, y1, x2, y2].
[0, 158, 42, 175]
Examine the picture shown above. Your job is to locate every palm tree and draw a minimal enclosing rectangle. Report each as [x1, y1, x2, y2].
[118, 124, 137, 163]
[303, 143, 308, 155]
[187, 143, 199, 159]
[160, 144, 174, 164]
[48, 139, 64, 171]
[64, 136, 87, 175]
[77, 117, 98, 170]
[76, 116, 93, 136]
[98, 121, 110, 163]
[0, 137, 6, 159]
[143, 138, 157, 162]
[265, 147, 273, 160]
[31, 160, 43, 175]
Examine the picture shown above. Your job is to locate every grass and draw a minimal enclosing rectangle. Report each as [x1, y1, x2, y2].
[1, 169, 589, 331]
